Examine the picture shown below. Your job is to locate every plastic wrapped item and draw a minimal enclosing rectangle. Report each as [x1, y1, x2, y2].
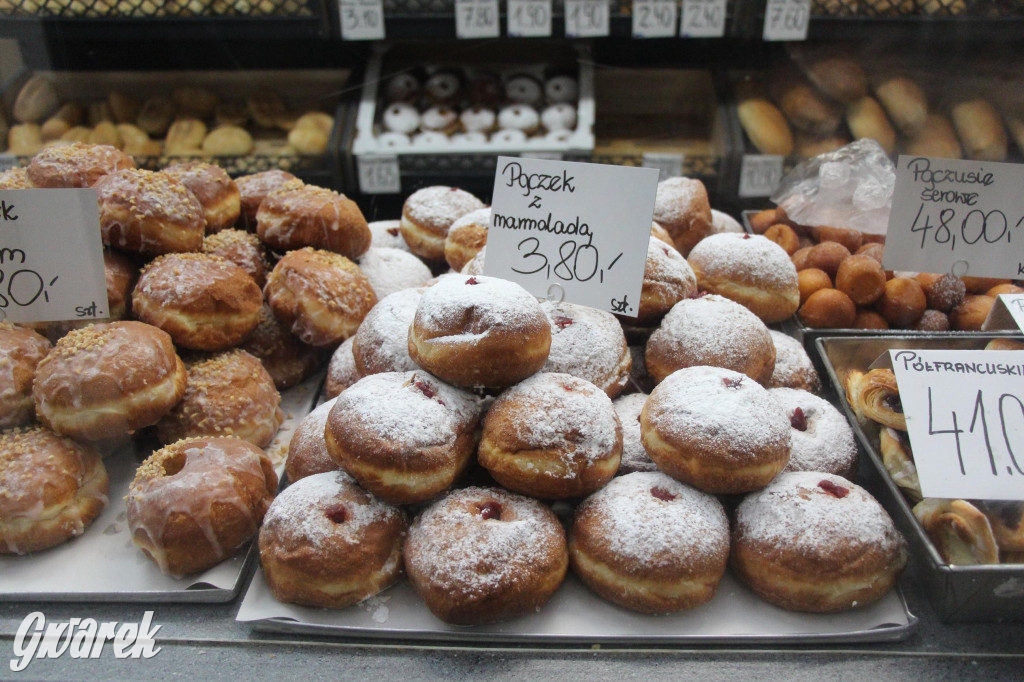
[770, 138, 895, 235]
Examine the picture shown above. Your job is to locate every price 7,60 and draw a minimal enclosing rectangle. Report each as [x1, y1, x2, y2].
[910, 203, 1023, 250]
[513, 237, 620, 283]
[928, 386, 1024, 478]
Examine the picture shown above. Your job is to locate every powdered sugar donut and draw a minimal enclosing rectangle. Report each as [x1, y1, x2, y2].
[498, 104, 540, 133]
[732, 471, 907, 613]
[635, 239, 698, 325]
[368, 219, 408, 251]
[505, 74, 543, 105]
[351, 287, 424, 376]
[259, 470, 407, 609]
[324, 337, 359, 399]
[400, 186, 485, 262]
[491, 129, 528, 145]
[770, 387, 858, 478]
[404, 486, 568, 624]
[444, 206, 491, 273]
[570, 471, 729, 613]
[652, 177, 713, 256]
[541, 103, 577, 131]
[478, 372, 622, 499]
[645, 294, 776, 385]
[544, 75, 579, 103]
[420, 105, 459, 134]
[614, 392, 657, 475]
[357, 247, 432, 300]
[640, 365, 790, 494]
[324, 371, 481, 504]
[767, 330, 821, 393]
[459, 106, 497, 133]
[285, 397, 343, 483]
[381, 102, 420, 134]
[710, 208, 744, 234]
[461, 244, 486, 275]
[541, 300, 631, 398]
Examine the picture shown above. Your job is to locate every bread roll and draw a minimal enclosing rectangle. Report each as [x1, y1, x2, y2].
[737, 98, 794, 156]
[875, 76, 928, 135]
[806, 57, 868, 103]
[778, 83, 842, 136]
[13, 75, 60, 123]
[905, 114, 962, 159]
[846, 96, 896, 154]
[952, 98, 1008, 161]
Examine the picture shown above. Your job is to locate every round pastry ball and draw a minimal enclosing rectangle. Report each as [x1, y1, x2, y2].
[240, 304, 323, 391]
[403, 486, 568, 625]
[640, 365, 790, 495]
[162, 160, 241, 233]
[33, 321, 186, 442]
[770, 387, 858, 479]
[478, 372, 622, 500]
[767, 330, 820, 394]
[950, 294, 995, 331]
[569, 471, 730, 613]
[0, 321, 52, 429]
[264, 247, 378, 347]
[352, 287, 424, 377]
[731, 471, 907, 613]
[875, 277, 927, 328]
[324, 337, 359, 399]
[133, 253, 263, 351]
[645, 294, 776, 386]
[285, 397, 343, 484]
[400, 186, 485, 263]
[835, 254, 886, 306]
[688, 233, 799, 324]
[259, 470, 407, 609]
[799, 288, 857, 329]
[27, 141, 134, 188]
[126, 436, 278, 576]
[541, 300, 631, 398]
[202, 228, 271, 289]
[257, 184, 371, 259]
[652, 177, 713, 256]
[408, 274, 550, 389]
[1, 425, 109, 555]
[356, 247, 433, 301]
[235, 170, 302, 231]
[634, 239, 698, 325]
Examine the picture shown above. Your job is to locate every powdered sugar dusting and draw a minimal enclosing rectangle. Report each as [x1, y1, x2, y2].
[613, 393, 656, 474]
[287, 397, 339, 474]
[648, 294, 773, 371]
[769, 388, 858, 476]
[653, 177, 710, 227]
[768, 330, 820, 392]
[448, 207, 492, 237]
[688, 233, 797, 289]
[645, 240, 697, 294]
[402, 186, 485, 232]
[353, 288, 424, 374]
[541, 300, 629, 393]
[357, 247, 432, 300]
[414, 274, 544, 337]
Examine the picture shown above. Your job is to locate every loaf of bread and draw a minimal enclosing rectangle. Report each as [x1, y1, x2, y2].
[737, 98, 794, 157]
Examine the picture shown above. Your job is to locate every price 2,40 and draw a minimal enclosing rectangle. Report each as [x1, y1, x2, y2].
[910, 203, 1023, 250]
[513, 237, 620, 283]
[929, 387, 1024, 478]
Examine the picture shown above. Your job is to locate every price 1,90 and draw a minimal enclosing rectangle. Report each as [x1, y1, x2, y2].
[909, 203, 1023, 251]
[513, 237, 621, 285]
[928, 386, 1024, 480]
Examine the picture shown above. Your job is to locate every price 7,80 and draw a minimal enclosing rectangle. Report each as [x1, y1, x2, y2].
[910, 203, 1023, 250]
[928, 386, 1024, 478]
[513, 237, 620, 284]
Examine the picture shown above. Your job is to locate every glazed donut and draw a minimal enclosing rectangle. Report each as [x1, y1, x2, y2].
[613, 392, 657, 474]
[264, 248, 378, 347]
[324, 371, 480, 504]
[240, 304, 323, 391]
[33, 321, 186, 442]
[0, 167, 35, 189]
[126, 436, 278, 576]
[94, 168, 206, 256]
[285, 398, 343, 483]
[444, 207, 491, 273]
[400, 186, 486, 262]
[770, 387, 858, 479]
[544, 74, 579, 103]
[155, 350, 284, 449]
[324, 337, 359, 399]
[844, 368, 905, 430]
[732, 471, 908, 612]
[767, 330, 821, 394]
[403, 486, 568, 625]
[634, 239, 698, 325]
[381, 102, 420, 134]
[478, 372, 621, 500]
[259, 470, 407, 609]
[640, 366, 790, 495]
[541, 300, 630, 398]
[408, 274, 550, 389]
[385, 73, 421, 103]
[257, 184, 371, 260]
[875, 277, 926, 328]
[202, 228, 271, 289]
[235, 170, 302, 231]
[0, 425, 109, 555]
[424, 70, 463, 105]
[688, 233, 800, 324]
[351, 288, 424, 376]
[26, 141, 134, 188]
[835, 254, 886, 306]
[652, 177, 713, 256]
[913, 498, 999, 565]
[162, 161, 241, 233]
[100, 248, 138, 321]
[645, 294, 776, 386]
[491, 129, 527, 146]
[356, 247, 433, 300]
[798, 288, 857, 329]
[569, 471, 729, 613]
[0, 322, 52, 429]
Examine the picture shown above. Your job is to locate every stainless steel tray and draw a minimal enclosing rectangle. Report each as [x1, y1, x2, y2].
[816, 334, 1024, 622]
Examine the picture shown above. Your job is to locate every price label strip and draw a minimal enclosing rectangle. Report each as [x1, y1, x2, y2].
[508, 0, 552, 37]
[338, 0, 385, 40]
[642, 152, 685, 181]
[680, 0, 726, 37]
[455, 0, 500, 38]
[891, 349, 1024, 501]
[486, 156, 659, 316]
[0, 189, 108, 324]
[762, 0, 809, 41]
[633, 0, 677, 38]
[738, 154, 784, 198]
[357, 155, 401, 194]
[884, 156, 1024, 280]
[564, 0, 610, 38]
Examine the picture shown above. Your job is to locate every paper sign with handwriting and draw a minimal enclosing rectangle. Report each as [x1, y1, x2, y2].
[0, 189, 108, 324]
[486, 156, 658, 316]
[884, 156, 1024, 280]
[981, 293, 1024, 333]
[891, 348, 1024, 501]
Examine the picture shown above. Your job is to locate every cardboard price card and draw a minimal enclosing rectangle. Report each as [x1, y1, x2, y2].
[891, 349, 1024, 501]
[486, 156, 658, 316]
[884, 156, 1024, 280]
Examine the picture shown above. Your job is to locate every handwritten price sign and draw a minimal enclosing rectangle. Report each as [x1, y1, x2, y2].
[681, 0, 726, 37]
[884, 156, 1024, 279]
[0, 189, 108, 324]
[892, 349, 1024, 501]
[486, 156, 658, 316]
[508, 0, 552, 36]
[762, 0, 809, 41]
[565, 0, 610, 37]
[455, 0, 500, 37]
[633, 0, 677, 38]
[338, 0, 385, 40]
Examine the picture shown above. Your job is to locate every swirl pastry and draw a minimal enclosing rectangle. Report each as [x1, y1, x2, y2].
[913, 498, 999, 566]
[878, 427, 922, 503]
[844, 368, 906, 431]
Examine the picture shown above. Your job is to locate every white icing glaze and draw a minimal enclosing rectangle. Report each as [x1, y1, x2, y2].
[544, 75, 579, 103]
[368, 219, 408, 251]
[497, 104, 540, 132]
[459, 107, 496, 133]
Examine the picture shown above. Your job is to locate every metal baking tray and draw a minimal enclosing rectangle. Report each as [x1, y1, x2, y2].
[0, 372, 322, 603]
[816, 334, 1024, 622]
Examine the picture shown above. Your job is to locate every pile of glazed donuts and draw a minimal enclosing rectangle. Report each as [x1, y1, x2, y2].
[749, 206, 1024, 331]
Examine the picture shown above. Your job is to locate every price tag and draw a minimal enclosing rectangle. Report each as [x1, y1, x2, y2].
[633, 0, 677, 38]
[982, 293, 1024, 332]
[738, 154, 784, 198]
[642, 152, 685, 181]
[680, 0, 726, 37]
[0, 155, 17, 172]
[456, 0, 500, 38]
[762, 0, 810, 41]
[487, 156, 658, 316]
[564, 0, 610, 38]
[357, 155, 401, 194]
[890, 349, 1024, 501]
[0, 189, 107, 324]
[338, 0, 385, 40]
[508, 0, 552, 37]
[883, 156, 1024, 280]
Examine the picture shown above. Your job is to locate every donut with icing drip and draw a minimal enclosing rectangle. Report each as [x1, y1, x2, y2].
[240, 304, 323, 391]
[94, 168, 205, 255]
[257, 184, 371, 259]
[27, 141, 134, 188]
[162, 161, 240, 233]
[234, 170, 301, 232]
[0, 322, 52, 429]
